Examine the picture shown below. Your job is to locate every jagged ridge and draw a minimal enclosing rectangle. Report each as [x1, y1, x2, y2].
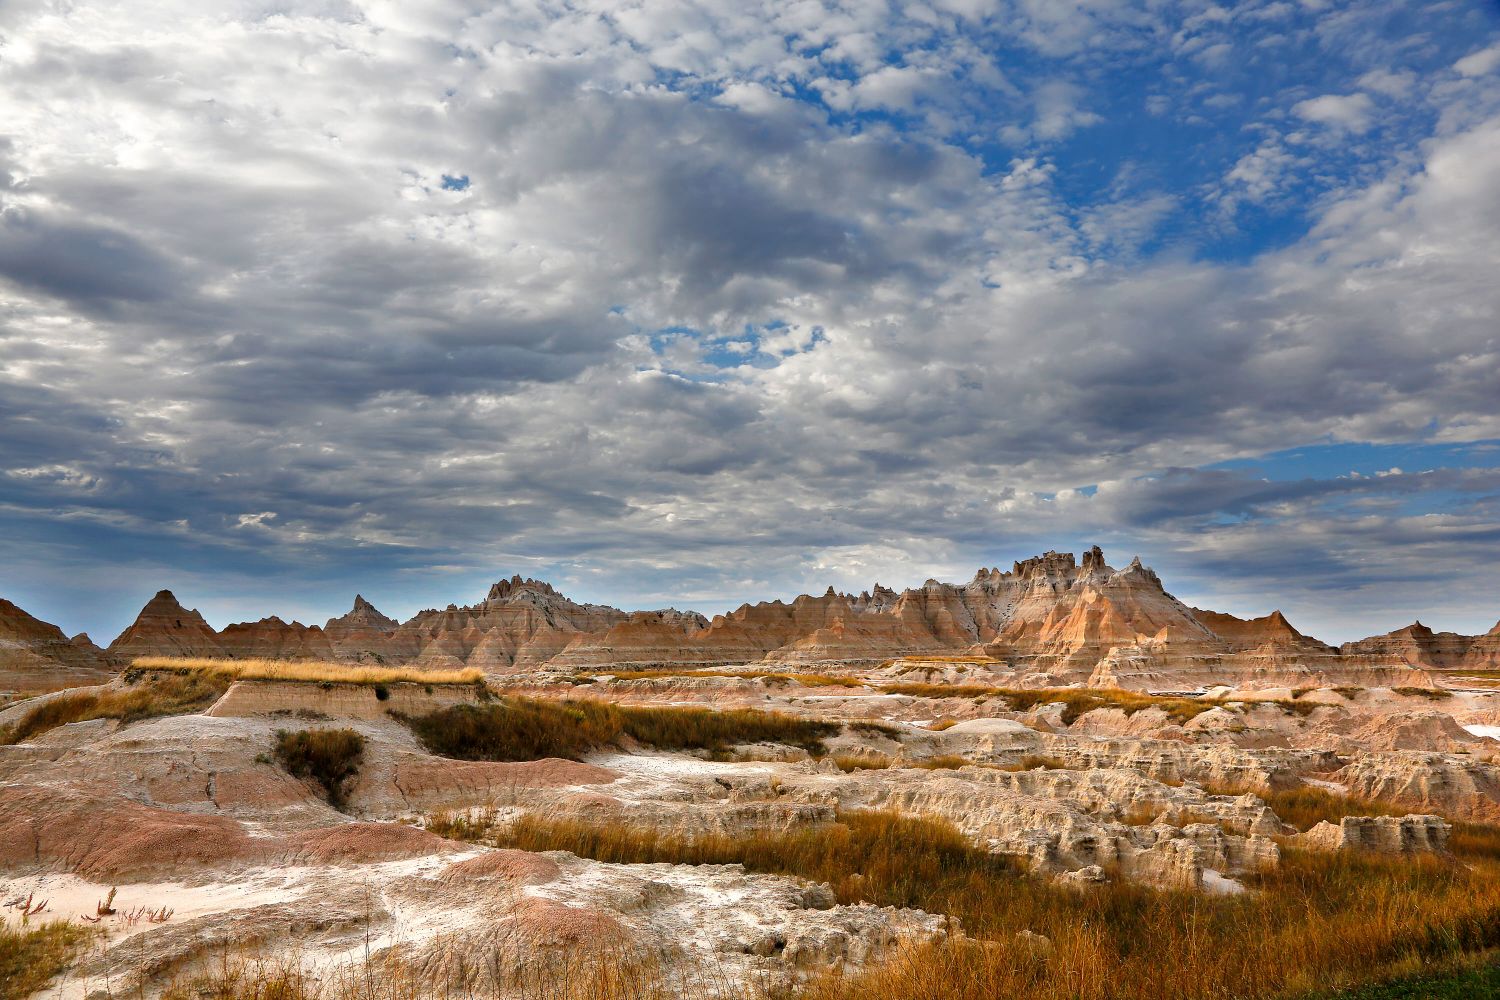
[10, 548, 1499, 686]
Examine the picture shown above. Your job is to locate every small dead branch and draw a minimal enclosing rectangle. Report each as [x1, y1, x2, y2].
[97, 886, 118, 916]
[147, 906, 174, 923]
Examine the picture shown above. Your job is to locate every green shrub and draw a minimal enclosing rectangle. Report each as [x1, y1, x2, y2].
[273, 728, 365, 809]
[397, 695, 837, 761]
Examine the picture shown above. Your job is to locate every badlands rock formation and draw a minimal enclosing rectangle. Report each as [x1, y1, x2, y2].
[5, 548, 1500, 997]
[4, 659, 1497, 997]
[8, 548, 1499, 693]
[104, 589, 226, 665]
[1341, 620, 1500, 672]
[0, 598, 110, 694]
[322, 594, 400, 661]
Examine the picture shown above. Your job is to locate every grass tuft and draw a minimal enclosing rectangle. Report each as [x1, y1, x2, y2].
[1390, 686, 1452, 700]
[910, 755, 972, 770]
[833, 753, 892, 772]
[1203, 783, 1408, 833]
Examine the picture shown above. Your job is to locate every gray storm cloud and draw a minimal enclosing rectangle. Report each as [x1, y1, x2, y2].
[0, 0, 1498, 643]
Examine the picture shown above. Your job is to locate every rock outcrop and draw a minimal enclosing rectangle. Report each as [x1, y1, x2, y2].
[390, 576, 639, 672]
[1336, 752, 1500, 822]
[1342, 620, 1500, 672]
[323, 595, 401, 661]
[66, 548, 1500, 686]
[0, 598, 112, 692]
[1294, 815, 1450, 853]
[217, 617, 336, 660]
[105, 590, 224, 665]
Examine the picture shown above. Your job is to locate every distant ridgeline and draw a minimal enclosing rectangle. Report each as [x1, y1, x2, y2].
[4, 548, 1499, 691]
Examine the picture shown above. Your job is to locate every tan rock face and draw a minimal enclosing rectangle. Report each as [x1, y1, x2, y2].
[1337, 752, 1500, 822]
[204, 679, 483, 720]
[389, 576, 639, 672]
[1294, 815, 1450, 853]
[1189, 608, 1333, 654]
[0, 598, 111, 692]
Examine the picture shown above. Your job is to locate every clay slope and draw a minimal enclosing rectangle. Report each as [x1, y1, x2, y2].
[0, 598, 111, 692]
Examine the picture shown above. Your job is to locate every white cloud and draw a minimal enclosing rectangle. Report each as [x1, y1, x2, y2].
[1358, 68, 1416, 98]
[1292, 92, 1377, 132]
[1455, 43, 1500, 78]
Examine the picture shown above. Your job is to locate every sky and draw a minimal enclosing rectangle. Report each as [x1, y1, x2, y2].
[1, 0, 1499, 646]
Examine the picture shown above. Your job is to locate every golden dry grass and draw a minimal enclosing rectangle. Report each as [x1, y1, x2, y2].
[878, 684, 1323, 723]
[578, 668, 861, 688]
[0, 670, 229, 745]
[132, 656, 484, 686]
[833, 753, 892, 771]
[487, 809, 1500, 1000]
[909, 754, 972, 770]
[0, 921, 97, 1000]
[1199, 783, 1409, 833]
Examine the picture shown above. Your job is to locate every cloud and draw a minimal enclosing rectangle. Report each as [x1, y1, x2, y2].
[1455, 43, 1500, 78]
[0, 0, 1497, 644]
[1292, 92, 1376, 132]
[0, 209, 181, 307]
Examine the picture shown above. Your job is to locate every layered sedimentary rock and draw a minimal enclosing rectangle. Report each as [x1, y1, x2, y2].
[1294, 815, 1450, 853]
[56, 547, 1499, 686]
[1189, 608, 1337, 655]
[0, 598, 111, 692]
[1341, 620, 1500, 672]
[105, 590, 225, 665]
[217, 617, 336, 660]
[546, 610, 715, 670]
[977, 552, 1218, 671]
[391, 576, 640, 671]
[323, 595, 402, 662]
